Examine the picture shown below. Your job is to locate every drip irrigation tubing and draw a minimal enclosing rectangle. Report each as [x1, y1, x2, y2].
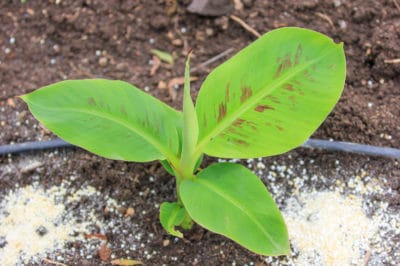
[0, 138, 399, 159]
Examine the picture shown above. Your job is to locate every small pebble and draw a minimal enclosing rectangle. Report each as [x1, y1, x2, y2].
[53, 44, 60, 53]
[338, 20, 347, 29]
[98, 57, 108, 67]
[36, 225, 48, 236]
[0, 236, 7, 248]
[333, 0, 341, 7]
[9, 37, 15, 44]
[125, 207, 135, 217]
[163, 239, 170, 247]
[205, 28, 214, 36]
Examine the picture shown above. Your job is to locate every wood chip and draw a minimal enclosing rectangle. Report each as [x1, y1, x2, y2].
[384, 58, 400, 64]
[167, 76, 198, 100]
[98, 243, 111, 262]
[162, 239, 170, 247]
[150, 55, 161, 76]
[111, 259, 143, 265]
[124, 207, 135, 217]
[84, 233, 108, 241]
[42, 258, 67, 266]
[233, 0, 244, 10]
[157, 81, 167, 90]
[20, 161, 43, 173]
[7, 98, 15, 108]
[165, 0, 177, 15]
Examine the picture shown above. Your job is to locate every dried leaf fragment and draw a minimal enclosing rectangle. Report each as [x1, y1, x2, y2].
[150, 56, 161, 76]
[99, 243, 111, 262]
[111, 259, 143, 265]
[167, 76, 198, 100]
[124, 207, 135, 217]
[84, 233, 108, 241]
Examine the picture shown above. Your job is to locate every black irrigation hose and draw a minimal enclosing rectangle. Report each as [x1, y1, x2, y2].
[302, 139, 400, 160]
[0, 138, 399, 159]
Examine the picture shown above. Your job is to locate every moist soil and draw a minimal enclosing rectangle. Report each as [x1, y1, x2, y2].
[0, 0, 399, 265]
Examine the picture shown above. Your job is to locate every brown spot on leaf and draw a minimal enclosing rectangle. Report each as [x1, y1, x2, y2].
[234, 139, 249, 146]
[283, 83, 294, 91]
[240, 86, 253, 103]
[225, 83, 230, 103]
[87, 97, 96, 106]
[203, 113, 208, 127]
[227, 126, 237, 134]
[274, 53, 292, 78]
[246, 121, 257, 131]
[266, 95, 281, 104]
[303, 70, 316, 82]
[295, 44, 303, 65]
[120, 106, 128, 116]
[276, 125, 284, 131]
[255, 104, 275, 112]
[233, 118, 245, 128]
[292, 80, 301, 86]
[288, 95, 296, 103]
[218, 102, 227, 122]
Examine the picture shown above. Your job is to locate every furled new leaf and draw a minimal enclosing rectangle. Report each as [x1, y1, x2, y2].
[21, 79, 181, 162]
[159, 202, 186, 238]
[196, 27, 346, 158]
[179, 163, 289, 256]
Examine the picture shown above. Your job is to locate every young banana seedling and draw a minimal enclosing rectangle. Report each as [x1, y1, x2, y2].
[21, 27, 346, 256]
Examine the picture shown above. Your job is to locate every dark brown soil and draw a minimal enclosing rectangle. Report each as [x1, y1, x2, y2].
[0, 0, 399, 265]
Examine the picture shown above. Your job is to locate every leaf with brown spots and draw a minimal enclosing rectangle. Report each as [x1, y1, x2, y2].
[195, 27, 346, 158]
[254, 104, 275, 112]
[21, 79, 183, 163]
[240, 86, 253, 103]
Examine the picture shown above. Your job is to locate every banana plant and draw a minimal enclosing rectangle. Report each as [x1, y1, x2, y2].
[21, 27, 346, 256]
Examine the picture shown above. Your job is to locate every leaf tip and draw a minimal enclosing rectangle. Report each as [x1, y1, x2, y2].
[18, 94, 29, 102]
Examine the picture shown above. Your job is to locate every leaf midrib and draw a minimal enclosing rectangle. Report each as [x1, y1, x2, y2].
[196, 45, 339, 152]
[194, 177, 282, 251]
[26, 102, 179, 162]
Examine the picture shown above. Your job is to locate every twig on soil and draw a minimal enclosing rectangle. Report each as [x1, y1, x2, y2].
[167, 76, 198, 100]
[315, 12, 335, 28]
[190, 48, 234, 72]
[150, 55, 161, 76]
[42, 258, 67, 266]
[69, 62, 95, 78]
[229, 15, 261, 38]
[384, 58, 400, 64]
[363, 250, 372, 266]
[392, 0, 400, 13]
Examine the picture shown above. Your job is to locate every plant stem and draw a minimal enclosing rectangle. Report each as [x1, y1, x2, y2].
[179, 51, 199, 179]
